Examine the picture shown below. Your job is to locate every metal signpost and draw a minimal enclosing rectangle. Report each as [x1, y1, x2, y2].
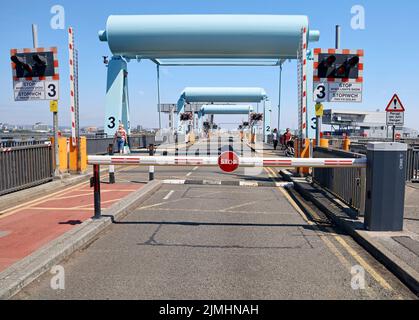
[385, 94, 405, 142]
[315, 102, 324, 146]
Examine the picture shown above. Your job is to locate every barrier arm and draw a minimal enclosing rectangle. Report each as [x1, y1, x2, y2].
[87, 155, 367, 168]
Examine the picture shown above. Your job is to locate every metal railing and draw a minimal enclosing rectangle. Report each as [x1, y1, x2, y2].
[312, 147, 366, 216]
[349, 142, 419, 182]
[0, 140, 50, 148]
[86, 135, 157, 155]
[0, 144, 54, 196]
[407, 148, 419, 182]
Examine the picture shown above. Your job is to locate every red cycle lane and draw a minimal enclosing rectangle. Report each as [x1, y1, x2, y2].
[0, 182, 143, 272]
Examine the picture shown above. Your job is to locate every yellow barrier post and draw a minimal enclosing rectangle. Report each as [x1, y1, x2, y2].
[58, 137, 69, 172]
[69, 137, 87, 173]
[320, 138, 329, 148]
[342, 138, 351, 151]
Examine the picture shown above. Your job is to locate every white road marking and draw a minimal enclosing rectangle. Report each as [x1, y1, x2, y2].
[193, 166, 199, 171]
[186, 172, 193, 177]
[163, 190, 175, 200]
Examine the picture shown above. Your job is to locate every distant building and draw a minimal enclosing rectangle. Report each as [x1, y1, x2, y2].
[33, 123, 50, 133]
[84, 127, 98, 133]
[322, 109, 418, 139]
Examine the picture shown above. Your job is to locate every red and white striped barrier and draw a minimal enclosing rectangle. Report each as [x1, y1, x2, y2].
[68, 27, 77, 147]
[88, 155, 367, 169]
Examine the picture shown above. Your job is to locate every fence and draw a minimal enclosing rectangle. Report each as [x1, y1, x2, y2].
[0, 140, 50, 148]
[0, 144, 54, 196]
[407, 148, 419, 182]
[86, 135, 157, 155]
[312, 147, 366, 216]
[349, 142, 419, 182]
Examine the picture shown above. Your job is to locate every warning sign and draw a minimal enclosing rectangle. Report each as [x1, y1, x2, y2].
[13, 80, 59, 101]
[386, 94, 405, 127]
[313, 82, 363, 103]
[386, 112, 404, 126]
[329, 83, 363, 103]
[385, 94, 405, 112]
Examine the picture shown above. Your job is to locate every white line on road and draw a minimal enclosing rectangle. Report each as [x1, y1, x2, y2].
[193, 166, 199, 171]
[186, 172, 193, 177]
[163, 190, 175, 200]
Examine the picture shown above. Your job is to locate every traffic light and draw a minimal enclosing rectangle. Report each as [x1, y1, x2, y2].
[334, 56, 360, 79]
[32, 54, 47, 77]
[242, 122, 249, 127]
[10, 50, 56, 79]
[250, 113, 263, 122]
[317, 55, 336, 78]
[180, 112, 193, 121]
[11, 55, 33, 77]
[315, 51, 362, 80]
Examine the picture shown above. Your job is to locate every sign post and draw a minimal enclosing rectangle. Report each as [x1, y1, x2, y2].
[385, 94, 405, 142]
[10, 24, 60, 176]
[315, 103, 324, 147]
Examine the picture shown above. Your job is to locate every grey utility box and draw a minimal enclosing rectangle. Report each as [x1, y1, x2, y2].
[365, 142, 407, 232]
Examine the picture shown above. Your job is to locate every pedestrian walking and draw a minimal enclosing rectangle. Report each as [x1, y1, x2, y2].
[272, 128, 279, 150]
[114, 124, 127, 154]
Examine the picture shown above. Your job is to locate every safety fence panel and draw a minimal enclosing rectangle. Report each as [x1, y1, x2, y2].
[0, 144, 54, 196]
[407, 148, 419, 182]
[313, 147, 366, 216]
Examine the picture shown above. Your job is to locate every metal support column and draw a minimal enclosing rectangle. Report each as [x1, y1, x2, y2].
[157, 65, 162, 130]
[93, 164, 101, 219]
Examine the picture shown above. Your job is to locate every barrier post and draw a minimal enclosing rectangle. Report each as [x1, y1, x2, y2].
[108, 144, 115, 184]
[342, 138, 351, 151]
[149, 144, 155, 181]
[365, 142, 407, 231]
[93, 164, 101, 219]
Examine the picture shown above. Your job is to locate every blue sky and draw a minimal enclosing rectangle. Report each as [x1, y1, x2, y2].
[0, 0, 417, 131]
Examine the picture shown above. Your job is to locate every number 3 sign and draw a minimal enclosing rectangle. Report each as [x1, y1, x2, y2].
[314, 82, 328, 103]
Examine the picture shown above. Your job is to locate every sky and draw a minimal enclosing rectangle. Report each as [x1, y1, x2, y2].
[0, 0, 417, 131]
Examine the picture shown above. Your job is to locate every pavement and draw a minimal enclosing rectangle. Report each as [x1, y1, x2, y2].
[0, 167, 146, 274]
[6, 137, 416, 300]
[282, 172, 419, 296]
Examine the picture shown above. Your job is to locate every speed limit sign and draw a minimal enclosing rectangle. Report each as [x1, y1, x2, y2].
[313, 82, 328, 102]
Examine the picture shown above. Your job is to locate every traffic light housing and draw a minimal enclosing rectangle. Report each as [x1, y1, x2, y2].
[315, 50, 363, 80]
[180, 112, 193, 121]
[250, 113, 263, 122]
[10, 50, 57, 79]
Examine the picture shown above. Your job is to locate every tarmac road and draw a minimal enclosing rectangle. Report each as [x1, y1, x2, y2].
[13, 138, 417, 300]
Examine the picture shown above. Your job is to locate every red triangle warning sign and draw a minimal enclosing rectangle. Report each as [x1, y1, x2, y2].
[386, 94, 405, 112]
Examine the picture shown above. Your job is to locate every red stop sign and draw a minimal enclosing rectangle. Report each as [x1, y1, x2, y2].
[218, 151, 240, 173]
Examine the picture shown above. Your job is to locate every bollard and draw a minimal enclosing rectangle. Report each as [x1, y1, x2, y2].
[365, 142, 407, 231]
[320, 138, 329, 148]
[93, 164, 101, 219]
[108, 144, 115, 184]
[342, 138, 351, 151]
[149, 144, 155, 181]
